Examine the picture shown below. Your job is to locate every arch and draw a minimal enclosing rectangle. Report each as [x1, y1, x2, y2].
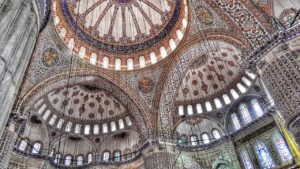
[31, 142, 42, 154]
[64, 154, 73, 166]
[18, 73, 151, 139]
[201, 133, 210, 144]
[76, 155, 84, 165]
[19, 138, 30, 151]
[102, 151, 110, 161]
[87, 153, 93, 163]
[212, 159, 234, 169]
[113, 150, 122, 161]
[212, 129, 221, 140]
[158, 35, 247, 139]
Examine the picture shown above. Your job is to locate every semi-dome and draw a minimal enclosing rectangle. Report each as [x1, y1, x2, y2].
[53, 0, 188, 70]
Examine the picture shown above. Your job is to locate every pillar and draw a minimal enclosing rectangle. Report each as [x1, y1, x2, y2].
[143, 145, 177, 169]
[0, 0, 39, 137]
[0, 121, 18, 169]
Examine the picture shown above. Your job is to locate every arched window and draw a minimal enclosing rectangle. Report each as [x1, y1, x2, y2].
[190, 135, 198, 146]
[75, 124, 81, 134]
[84, 125, 90, 135]
[240, 149, 254, 169]
[103, 57, 109, 68]
[57, 119, 64, 129]
[230, 89, 239, 99]
[114, 151, 121, 161]
[87, 153, 93, 163]
[251, 99, 264, 117]
[205, 101, 212, 112]
[254, 141, 275, 169]
[150, 52, 157, 64]
[115, 58, 121, 70]
[127, 58, 134, 70]
[103, 151, 110, 161]
[237, 83, 247, 93]
[202, 133, 210, 144]
[196, 104, 203, 114]
[49, 149, 55, 157]
[32, 142, 41, 154]
[77, 155, 83, 166]
[139, 56, 145, 68]
[239, 104, 252, 124]
[179, 134, 188, 144]
[102, 123, 108, 133]
[111, 121, 116, 132]
[65, 155, 73, 166]
[223, 94, 231, 105]
[231, 113, 241, 131]
[214, 98, 222, 109]
[125, 116, 132, 126]
[272, 131, 292, 161]
[93, 125, 99, 135]
[54, 154, 61, 164]
[212, 129, 221, 140]
[19, 139, 28, 151]
[118, 119, 125, 129]
[49, 115, 57, 125]
[90, 53, 97, 65]
[178, 106, 184, 116]
[65, 122, 72, 132]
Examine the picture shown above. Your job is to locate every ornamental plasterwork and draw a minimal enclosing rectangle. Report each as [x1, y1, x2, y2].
[120, 66, 163, 107]
[158, 36, 245, 139]
[214, 0, 268, 45]
[52, 0, 189, 70]
[28, 23, 71, 86]
[189, 0, 228, 37]
[18, 73, 151, 138]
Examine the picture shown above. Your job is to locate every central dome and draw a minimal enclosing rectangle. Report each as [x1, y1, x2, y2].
[53, 0, 188, 70]
[71, 0, 176, 51]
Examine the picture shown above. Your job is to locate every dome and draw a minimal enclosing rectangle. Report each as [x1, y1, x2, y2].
[53, 0, 188, 70]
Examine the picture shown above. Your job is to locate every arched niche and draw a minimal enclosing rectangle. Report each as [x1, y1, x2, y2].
[158, 35, 247, 139]
[17, 73, 151, 139]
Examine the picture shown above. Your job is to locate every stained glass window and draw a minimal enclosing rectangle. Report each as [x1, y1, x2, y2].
[65, 155, 72, 166]
[239, 104, 252, 124]
[272, 131, 293, 161]
[202, 133, 210, 144]
[19, 140, 28, 151]
[212, 129, 221, 140]
[231, 113, 241, 131]
[32, 143, 41, 154]
[87, 153, 93, 163]
[77, 156, 83, 165]
[251, 99, 264, 117]
[103, 151, 110, 161]
[179, 134, 188, 144]
[190, 135, 198, 146]
[240, 149, 254, 169]
[114, 151, 121, 161]
[254, 141, 275, 169]
[54, 154, 61, 164]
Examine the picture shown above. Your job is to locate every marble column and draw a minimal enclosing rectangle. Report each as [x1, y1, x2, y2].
[257, 41, 300, 123]
[0, 0, 39, 137]
[0, 122, 18, 169]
